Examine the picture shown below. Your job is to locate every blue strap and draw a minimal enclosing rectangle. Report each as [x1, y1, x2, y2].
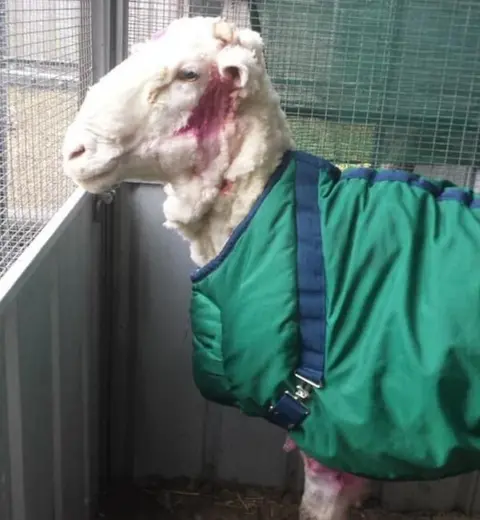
[268, 392, 311, 431]
[294, 151, 328, 386]
[268, 151, 330, 431]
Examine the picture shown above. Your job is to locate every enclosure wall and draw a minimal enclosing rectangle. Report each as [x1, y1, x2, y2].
[0, 191, 102, 520]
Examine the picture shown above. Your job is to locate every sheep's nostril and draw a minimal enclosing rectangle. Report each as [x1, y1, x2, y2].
[68, 144, 86, 161]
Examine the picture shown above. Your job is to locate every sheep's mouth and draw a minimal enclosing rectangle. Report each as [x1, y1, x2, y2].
[67, 165, 120, 194]
[64, 149, 121, 178]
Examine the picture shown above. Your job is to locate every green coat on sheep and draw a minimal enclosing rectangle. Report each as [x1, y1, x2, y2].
[189, 150, 480, 481]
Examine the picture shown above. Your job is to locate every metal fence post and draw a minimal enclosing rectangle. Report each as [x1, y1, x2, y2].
[91, 0, 111, 495]
[106, 0, 140, 484]
[91, 0, 130, 492]
[113, 0, 129, 66]
[0, 0, 7, 267]
[91, 0, 111, 82]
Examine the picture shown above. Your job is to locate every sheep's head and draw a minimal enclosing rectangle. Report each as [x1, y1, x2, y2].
[62, 16, 267, 195]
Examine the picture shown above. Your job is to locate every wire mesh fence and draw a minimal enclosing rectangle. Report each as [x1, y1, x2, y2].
[0, 0, 92, 277]
[128, 0, 480, 186]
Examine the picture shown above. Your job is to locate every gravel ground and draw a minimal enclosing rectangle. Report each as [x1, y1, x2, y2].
[97, 479, 480, 520]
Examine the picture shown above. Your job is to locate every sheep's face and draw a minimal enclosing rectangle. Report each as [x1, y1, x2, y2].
[62, 16, 265, 194]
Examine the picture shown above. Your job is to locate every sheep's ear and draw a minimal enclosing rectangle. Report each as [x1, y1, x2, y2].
[216, 25, 265, 91]
[237, 28, 264, 58]
[217, 48, 250, 89]
[216, 45, 262, 91]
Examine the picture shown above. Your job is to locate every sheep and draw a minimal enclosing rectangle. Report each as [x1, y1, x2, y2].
[62, 14, 480, 520]
[62, 15, 369, 519]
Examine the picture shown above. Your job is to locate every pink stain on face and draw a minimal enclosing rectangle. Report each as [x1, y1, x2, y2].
[176, 68, 235, 140]
[174, 68, 236, 176]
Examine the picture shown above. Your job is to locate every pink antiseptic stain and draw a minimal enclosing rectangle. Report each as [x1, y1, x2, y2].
[174, 68, 236, 176]
[176, 69, 235, 140]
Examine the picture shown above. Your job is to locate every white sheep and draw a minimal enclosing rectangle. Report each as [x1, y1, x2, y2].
[62, 15, 480, 520]
[63, 16, 368, 519]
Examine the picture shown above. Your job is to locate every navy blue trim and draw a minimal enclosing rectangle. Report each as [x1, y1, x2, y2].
[411, 178, 443, 197]
[437, 188, 473, 205]
[191, 150, 293, 283]
[342, 167, 376, 181]
[342, 168, 480, 208]
[293, 151, 328, 387]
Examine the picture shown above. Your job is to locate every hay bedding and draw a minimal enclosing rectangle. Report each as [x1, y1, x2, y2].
[97, 478, 479, 520]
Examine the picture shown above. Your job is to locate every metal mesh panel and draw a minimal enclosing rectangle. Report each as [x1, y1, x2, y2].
[0, 0, 92, 276]
[128, 0, 480, 186]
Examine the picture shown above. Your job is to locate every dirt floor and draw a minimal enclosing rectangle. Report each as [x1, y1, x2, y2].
[96, 479, 480, 520]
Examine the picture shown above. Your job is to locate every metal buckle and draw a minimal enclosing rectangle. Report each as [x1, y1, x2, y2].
[268, 372, 322, 430]
[293, 372, 322, 401]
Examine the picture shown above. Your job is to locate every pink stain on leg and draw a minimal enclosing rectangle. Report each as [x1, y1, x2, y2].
[283, 437, 370, 517]
[283, 437, 297, 453]
[302, 454, 368, 502]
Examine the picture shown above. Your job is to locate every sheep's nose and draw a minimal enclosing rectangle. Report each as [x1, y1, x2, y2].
[67, 144, 86, 161]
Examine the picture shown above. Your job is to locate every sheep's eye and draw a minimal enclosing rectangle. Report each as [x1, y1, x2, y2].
[177, 69, 200, 82]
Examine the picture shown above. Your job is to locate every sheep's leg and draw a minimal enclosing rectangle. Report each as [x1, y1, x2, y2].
[299, 469, 348, 520]
[284, 438, 370, 520]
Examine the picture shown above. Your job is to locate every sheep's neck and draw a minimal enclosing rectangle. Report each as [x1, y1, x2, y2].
[165, 101, 293, 267]
[189, 172, 279, 266]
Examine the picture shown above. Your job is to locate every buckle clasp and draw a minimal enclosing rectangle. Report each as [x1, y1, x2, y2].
[293, 372, 322, 400]
[268, 373, 322, 431]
